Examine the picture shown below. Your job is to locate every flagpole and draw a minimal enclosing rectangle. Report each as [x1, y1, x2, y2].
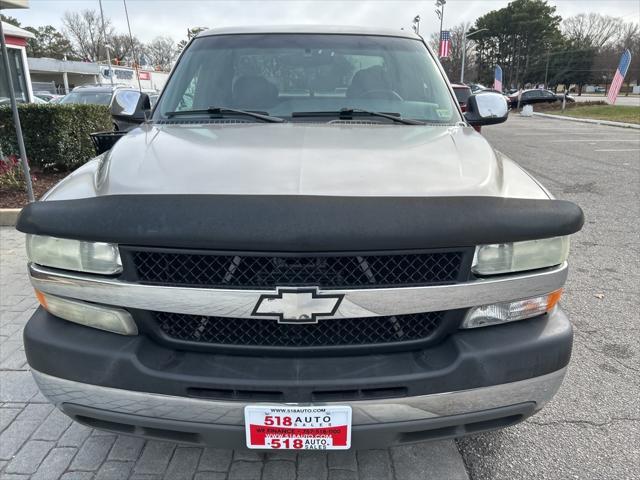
[439, 3, 444, 41]
[123, 0, 143, 91]
[98, 0, 114, 85]
[435, 0, 446, 57]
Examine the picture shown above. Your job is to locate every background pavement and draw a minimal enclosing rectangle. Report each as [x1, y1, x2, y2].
[458, 115, 640, 480]
[1, 114, 638, 479]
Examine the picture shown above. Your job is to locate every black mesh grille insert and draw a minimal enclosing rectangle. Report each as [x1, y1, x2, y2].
[154, 311, 445, 348]
[130, 251, 465, 289]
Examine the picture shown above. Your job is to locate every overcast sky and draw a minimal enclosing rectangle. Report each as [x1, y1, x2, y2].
[5, 0, 640, 43]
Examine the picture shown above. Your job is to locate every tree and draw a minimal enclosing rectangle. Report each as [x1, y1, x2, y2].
[24, 25, 75, 60]
[470, 0, 563, 88]
[429, 22, 476, 83]
[177, 27, 208, 53]
[146, 36, 177, 71]
[0, 14, 21, 27]
[188, 27, 208, 38]
[176, 39, 188, 53]
[62, 9, 114, 62]
[108, 33, 145, 66]
[563, 15, 639, 91]
[563, 13, 625, 49]
[546, 41, 596, 93]
[616, 21, 640, 90]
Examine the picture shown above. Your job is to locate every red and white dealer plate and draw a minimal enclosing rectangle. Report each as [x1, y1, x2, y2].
[244, 405, 352, 450]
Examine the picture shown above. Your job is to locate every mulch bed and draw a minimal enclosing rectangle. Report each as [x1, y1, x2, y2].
[0, 172, 68, 209]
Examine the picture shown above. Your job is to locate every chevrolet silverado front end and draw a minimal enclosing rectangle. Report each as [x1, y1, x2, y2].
[17, 26, 583, 450]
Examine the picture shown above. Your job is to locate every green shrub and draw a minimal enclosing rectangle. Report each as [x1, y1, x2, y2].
[0, 103, 113, 172]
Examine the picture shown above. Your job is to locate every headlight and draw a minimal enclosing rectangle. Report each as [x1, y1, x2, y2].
[26, 234, 122, 275]
[462, 289, 563, 329]
[472, 236, 569, 276]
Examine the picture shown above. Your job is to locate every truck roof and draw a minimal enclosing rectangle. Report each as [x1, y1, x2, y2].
[198, 25, 421, 40]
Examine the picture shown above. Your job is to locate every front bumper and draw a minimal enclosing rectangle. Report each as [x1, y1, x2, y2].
[33, 369, 562, 449]
[25, 307, 572, 448]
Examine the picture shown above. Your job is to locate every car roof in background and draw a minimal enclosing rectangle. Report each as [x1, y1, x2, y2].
[198, 25, 421, 40]
[71, 85, 157, 93]
[522, 88, 553, 92]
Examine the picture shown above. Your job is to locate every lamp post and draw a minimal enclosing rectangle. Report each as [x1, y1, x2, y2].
[123, 0, 143, 91]
[412, 15, 421, 35]
[98, 0, 114, 85]
[435, 0, 446, 45]
[460, 28, 488, 84]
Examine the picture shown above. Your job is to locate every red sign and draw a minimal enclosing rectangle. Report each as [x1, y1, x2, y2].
[3, 35, 27, 47]
[138, 71, 151, 81]
[248, 424, 349, 448]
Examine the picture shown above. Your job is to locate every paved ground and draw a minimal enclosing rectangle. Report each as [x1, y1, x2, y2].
[1, 115, 638, 479]
[574, 94, 640, 106]
[457, 115, 640, 479]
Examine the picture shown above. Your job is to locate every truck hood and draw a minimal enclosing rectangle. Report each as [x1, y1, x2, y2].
[45, 122, 549, 200]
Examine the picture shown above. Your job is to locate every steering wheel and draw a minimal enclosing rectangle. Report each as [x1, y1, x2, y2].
[359, 89, 404, 101]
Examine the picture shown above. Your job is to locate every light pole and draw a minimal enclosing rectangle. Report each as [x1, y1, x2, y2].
[412, 15, 421, 35]
[460, 28, 488, 84]
[435, 0, 446, 46]
[98, 0, 114, 85]
[123, 0, 143, 91]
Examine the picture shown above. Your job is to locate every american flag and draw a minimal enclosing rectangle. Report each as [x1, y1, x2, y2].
[607, 49, 632, 104]
[494, 66, 503, 92]
[439, 31, 451, 58]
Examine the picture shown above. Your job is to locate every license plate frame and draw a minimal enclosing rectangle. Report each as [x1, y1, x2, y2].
[244, 405, 352, 450]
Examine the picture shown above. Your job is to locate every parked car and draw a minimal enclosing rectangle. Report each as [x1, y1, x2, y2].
[468, 83, 489, 93]
[60, 84, 157, 130]
[507, 89, 575, 108]
[451, 83, 472, 112]
[595, 86, 606, 93]
[34, 91, 64, 103]
[18, 26, 583, 451]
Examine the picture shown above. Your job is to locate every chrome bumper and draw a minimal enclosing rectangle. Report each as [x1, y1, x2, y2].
[28, 262, 568, 319]
[32, 368, 567, 427]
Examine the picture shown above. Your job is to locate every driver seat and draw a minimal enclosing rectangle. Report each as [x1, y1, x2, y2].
[346, 65, 392, 99]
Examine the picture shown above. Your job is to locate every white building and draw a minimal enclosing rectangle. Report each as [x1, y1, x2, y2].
[28, 58, 169, 94]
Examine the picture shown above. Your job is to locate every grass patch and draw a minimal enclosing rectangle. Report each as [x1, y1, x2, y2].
[544, 104, 640, 124]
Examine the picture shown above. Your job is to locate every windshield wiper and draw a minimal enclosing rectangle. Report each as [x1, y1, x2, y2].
[291, 108, 425, 125]
[165, 107, 284, 123]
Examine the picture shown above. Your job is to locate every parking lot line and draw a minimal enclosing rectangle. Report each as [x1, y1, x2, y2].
[594, 148, 640, 152]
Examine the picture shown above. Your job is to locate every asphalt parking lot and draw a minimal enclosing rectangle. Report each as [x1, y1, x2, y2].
[458, 115, 640, 479]
[1, 114, 639, 479]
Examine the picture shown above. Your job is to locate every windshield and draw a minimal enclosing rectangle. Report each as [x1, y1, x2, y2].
[155, 34, 460, 124]
[60, 91, 112, 106]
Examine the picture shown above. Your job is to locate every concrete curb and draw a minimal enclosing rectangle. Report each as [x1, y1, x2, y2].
[531, 112, 640, 129]
[0, 208, 20, 226]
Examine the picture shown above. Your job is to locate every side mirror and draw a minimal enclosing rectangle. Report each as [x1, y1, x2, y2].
[464, 91, 508, 127]
[110, 90, 151, 125]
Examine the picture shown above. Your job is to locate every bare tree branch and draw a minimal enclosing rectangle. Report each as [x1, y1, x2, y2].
[62, 9, 114, 62]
